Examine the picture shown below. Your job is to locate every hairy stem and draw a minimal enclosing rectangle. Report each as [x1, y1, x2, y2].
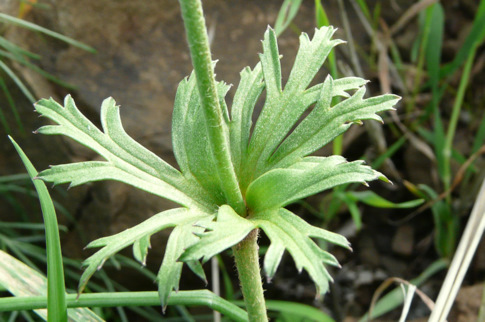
[178, 0, 245, 215]
[233, 229, 268, 321]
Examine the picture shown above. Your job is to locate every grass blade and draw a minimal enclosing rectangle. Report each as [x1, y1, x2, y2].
[440, 0, 485, 78]
[0, 76, 24, 134]
[0, 13, 96, 53]
[442, 40, 479, 191]
[274, 0, 303, 37]
[0, 251, 103, 321]
[0, 60, 35, 103]
[9, 136, 67, 322]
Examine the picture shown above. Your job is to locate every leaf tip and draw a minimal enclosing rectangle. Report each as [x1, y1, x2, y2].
[379, 175, 392, 184]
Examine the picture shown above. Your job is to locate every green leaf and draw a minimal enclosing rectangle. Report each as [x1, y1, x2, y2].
[242, 27, 345, 183]
[0, 250, 103, 321]
[79, 208, 210, 294]
[230, 63, 264, 175]
[419, 185, 458, 258]
[180, 205, 256, 263]
[239, 26, 399, 188]
[246, 156, 384, 212]
[270, 78, 400, 168]
[157, 223, 208, 310]
[253, 208, 349, 295]
[172, 71, 231, 204]
[35, 95, 213, 211]
[132, 235, 151, 265]
[9, 137, 68, 321]
[346, 191, 425, 209]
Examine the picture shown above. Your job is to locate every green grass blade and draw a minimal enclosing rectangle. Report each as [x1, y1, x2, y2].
[353, 0, 372, 21]
[0, 48, 76, 89]
[0, 13, 96, 53]
[0, 85, 12, 133]
[9, 136, 68, 322]
[233, 299, 335, 321]
[0, 60, 35, 103]
[274, 0, 303, 37]
[442, 40, 478, 191]
[0, 36, 41, 60]
[426, 3, 444, 105]
[314, 1, 337, 77]
[371, 136, 407, 170]
[472, 116, 485, 154]
[347, 191, 424, 209]
[440, 0, 485, 78]
[266, 300, 334, 321]
[0, 76, 24, 133]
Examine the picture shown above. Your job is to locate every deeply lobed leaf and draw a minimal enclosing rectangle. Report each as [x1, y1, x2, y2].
[172, 70, 232, 203]
[236, 27, 399, 189]
[35, 95, 214, 211]
[79, 208, 211, 294]
[179, 205, 256, 263]
[269, 76, 400, 168]
[246, 156, 384, 213]
[230, 63, 264, 176]
[157, 223, 208, 310]
[254, 208, 346, 295]
[239, 27, 345, 186]
[33, 24, 401, 303]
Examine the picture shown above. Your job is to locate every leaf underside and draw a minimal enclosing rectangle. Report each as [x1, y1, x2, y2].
[33, 26, 399, 301]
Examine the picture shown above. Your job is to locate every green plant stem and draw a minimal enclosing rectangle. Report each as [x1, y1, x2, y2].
[0, 291, 248, 322]
[442, 42, 478, 193]
[178, 0, 245, 216]
[406, 8, 432, 118]
[233, 229, 268, 321]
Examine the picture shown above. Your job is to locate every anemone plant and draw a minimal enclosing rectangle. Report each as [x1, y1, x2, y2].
[30, 0, 399, 319]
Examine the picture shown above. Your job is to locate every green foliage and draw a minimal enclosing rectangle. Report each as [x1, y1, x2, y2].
[0, 250, 101, 321]
[0, 12, 95, 134]
[32, 25, 398, 309]
[10, 137, 67, 321]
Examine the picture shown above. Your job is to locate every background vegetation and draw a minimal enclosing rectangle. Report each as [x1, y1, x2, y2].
[0, 0, 484, 321]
